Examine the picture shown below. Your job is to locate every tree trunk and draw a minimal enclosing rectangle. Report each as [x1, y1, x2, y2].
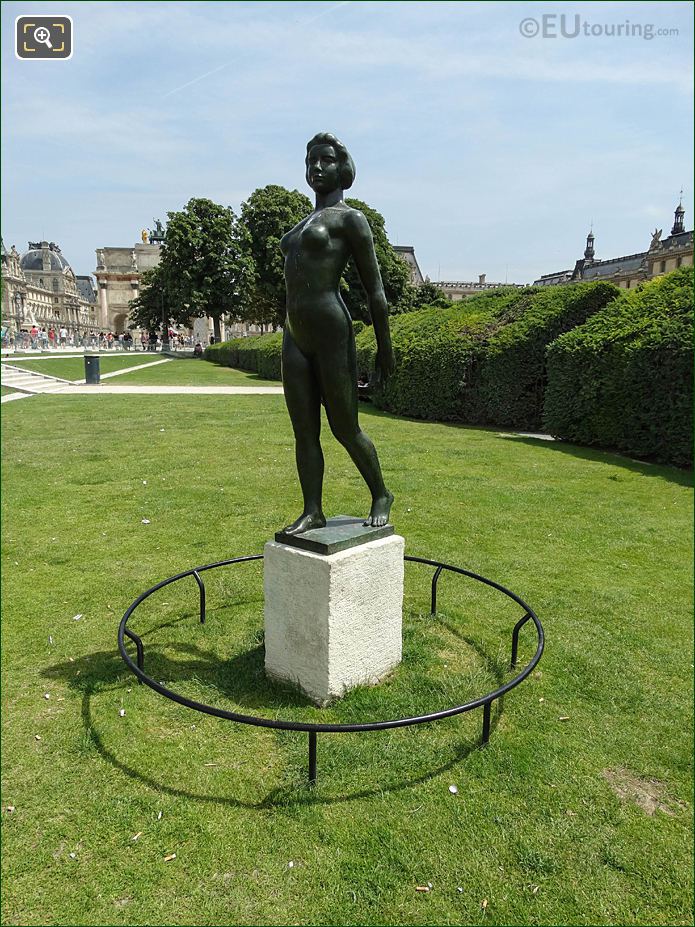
[213, 315, 222, 343]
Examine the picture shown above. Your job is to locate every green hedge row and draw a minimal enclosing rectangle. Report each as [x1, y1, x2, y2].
[466, 282, 620, 429]
[205, 332, 283, 380]
[205, 322, 367, 382]
[355, 302, 492, 421]
[356, 282, 619, 429]
[204, 271, 692, 466]
[544, 266, 693, 466]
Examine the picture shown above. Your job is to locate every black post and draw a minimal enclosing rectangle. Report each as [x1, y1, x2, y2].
[84, 354, 100, 384]
[430, 566, 443, 615]
[192, 571, 206, 624]
[308, 731, 317, 785]
[124, 628, 144, 683]
[482, 702, 491, 745]
[511, 613, 532, 669]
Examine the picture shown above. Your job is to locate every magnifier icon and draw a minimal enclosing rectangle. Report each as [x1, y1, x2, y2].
[33, 26, 53, 48]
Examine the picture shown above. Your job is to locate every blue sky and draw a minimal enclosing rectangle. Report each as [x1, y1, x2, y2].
[2, 0, 693, 284]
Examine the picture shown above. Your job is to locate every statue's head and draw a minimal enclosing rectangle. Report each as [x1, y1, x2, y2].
[305, 132, 355, 194]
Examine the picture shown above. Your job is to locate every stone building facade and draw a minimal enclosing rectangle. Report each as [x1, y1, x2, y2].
[94, 240, 265, 341]
[393, 245, 425, 285]
[534, 201, 693, 289]
[435, 273, 525, 300]
[394, 245, 524, 300]
[1, 240, 97, 336]
[94, 244, 162, 332]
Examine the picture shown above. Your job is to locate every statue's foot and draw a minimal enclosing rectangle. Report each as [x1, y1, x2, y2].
[364, 491, 394, 528]
[283, 511, 326, 536]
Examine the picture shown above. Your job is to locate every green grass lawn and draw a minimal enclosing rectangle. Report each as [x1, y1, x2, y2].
[7, 354, 164, 382]
[112, 358, 279, 387]
[1, 395, 692, 926]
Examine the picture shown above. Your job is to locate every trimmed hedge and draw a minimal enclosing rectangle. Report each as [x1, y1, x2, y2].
[205, 332, 283, 380]
[206, 322, 367, 382]
[202, 271, 691, 466]
[355, 302, 493, 421]
[468, 282, 620, 429]
[356, 282, 619, 427]
[543, 266, 693, 466]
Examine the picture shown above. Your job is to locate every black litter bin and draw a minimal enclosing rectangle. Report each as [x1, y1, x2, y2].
[84, 355, 100, 385]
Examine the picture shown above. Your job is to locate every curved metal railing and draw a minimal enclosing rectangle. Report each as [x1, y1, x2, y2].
[118, 554, 544, 783]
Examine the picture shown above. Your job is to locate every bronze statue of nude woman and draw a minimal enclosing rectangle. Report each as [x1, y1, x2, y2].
[280, 132, 395, 536]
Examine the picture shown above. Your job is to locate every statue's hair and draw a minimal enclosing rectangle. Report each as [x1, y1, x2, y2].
[305, 132, 355, 190]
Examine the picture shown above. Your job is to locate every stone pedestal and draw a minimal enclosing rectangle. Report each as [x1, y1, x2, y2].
[264, 517, 404, 706]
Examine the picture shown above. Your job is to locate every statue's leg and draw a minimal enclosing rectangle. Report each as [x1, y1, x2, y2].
[316, 336, 394, 527]
[281, 330, 326, 534]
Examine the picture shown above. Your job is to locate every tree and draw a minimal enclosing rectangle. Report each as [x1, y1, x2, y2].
[393, 280, 454, 314]
[343, 198, 411, 321]
[128, 264, 175, 333]
[239, 186, 410, 326]
[159, 198, 255, 342]
[239, 185, 312, 330]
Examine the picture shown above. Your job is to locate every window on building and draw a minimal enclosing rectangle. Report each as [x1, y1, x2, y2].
[677, 257, 683, 268]
[52, 278, 59, 291]
[39, 278, 44, 288]
[54, 297, 59, 304]
[625, 280, 631, 289]
[659, 260, 666, 273]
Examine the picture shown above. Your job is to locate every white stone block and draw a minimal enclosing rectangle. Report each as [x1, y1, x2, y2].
[264, 534, 404, 706]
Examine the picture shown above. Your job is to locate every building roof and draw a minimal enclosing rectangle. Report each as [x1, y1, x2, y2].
[20, 242, 72, 272]
[581, 254, 645, 279]
[393, 245, 425, 285]
[75, 276, 97, 303]
[534, 269, 573, 283]
[662, 230, 693, 248]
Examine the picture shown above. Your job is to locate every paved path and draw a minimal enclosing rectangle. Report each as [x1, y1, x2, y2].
[2, 357, 283, 402]
[1, 363, 74, 401]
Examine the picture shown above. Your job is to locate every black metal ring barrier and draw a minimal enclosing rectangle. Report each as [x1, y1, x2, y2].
[118, 554, 544, 784]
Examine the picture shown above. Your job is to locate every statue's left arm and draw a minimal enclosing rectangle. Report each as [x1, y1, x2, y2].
[345, 210, 395, 379]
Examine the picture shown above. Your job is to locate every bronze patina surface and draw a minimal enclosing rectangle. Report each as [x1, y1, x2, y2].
[275, 515, 394, 555]
[280, 132, 396, 536]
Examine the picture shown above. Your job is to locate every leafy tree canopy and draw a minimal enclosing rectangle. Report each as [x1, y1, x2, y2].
[128, 265, 173, 333]
[343, 198, 411, 321]
[238, 185, 312, 330]
[393, 280, 454, 314]
[159, 197, 255, 341]
[238, 186, 410, 326]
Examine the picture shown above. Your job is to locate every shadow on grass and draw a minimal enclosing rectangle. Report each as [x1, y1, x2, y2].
[42, 631, 506, 808]
[356, 402, 691, 487]
[496, 434, 692, 486]
[207, 362, 277, 384]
